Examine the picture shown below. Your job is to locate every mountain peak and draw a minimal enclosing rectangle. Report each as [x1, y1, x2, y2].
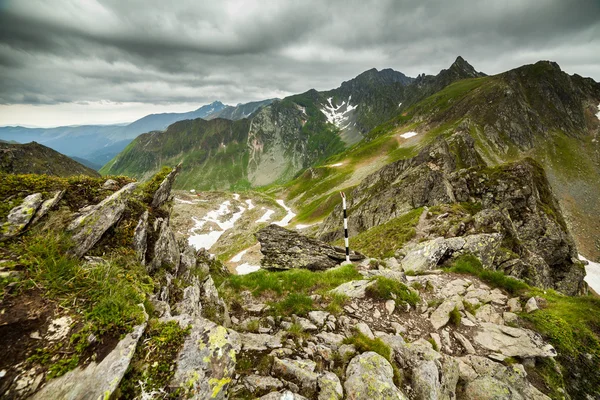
[446, 56, 485, 79]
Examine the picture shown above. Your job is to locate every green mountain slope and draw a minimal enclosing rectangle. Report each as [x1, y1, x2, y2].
[0, 141, 100, 177]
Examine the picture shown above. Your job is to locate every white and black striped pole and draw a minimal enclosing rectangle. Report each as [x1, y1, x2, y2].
[341, 191, 350, 263]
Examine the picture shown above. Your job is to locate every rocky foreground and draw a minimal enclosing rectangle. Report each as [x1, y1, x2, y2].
[0, 159, 599, 399]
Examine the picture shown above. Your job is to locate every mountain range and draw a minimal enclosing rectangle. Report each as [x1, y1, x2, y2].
[0, 100, 274, 167]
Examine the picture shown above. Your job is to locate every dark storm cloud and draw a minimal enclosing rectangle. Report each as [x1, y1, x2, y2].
[0, 0, 599, 110]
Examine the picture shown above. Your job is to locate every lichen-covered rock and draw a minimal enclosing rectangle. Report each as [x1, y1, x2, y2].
[240, 332, 284, 351]
[67, 182, 138, 257]
[133, 210, 148, 265]
[102, 179, 119, 190]
[271, 358, 319, 398]
[429, 296, 463, 330]
[344, 352, 407, 400]
[257, 224, 364, 271]
[243, 374, 284, 397]
[31, 190, 65, 226]
[473, 323, 556, 358]
[258, 391, 308, 400]
[318, 371, 343, 400]
[30, 321, 146, 400]
[411, 360, 441, 400]
[1, 193, 43, 240]
[150, 218, 180, 273]
[151, 162, 181, 208]
[172, 276, 202, 318]
[171, 317, 241, 399]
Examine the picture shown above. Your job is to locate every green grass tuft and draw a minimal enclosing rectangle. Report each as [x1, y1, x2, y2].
[447, 254, 529, 295]
[365, 276, 420, 306]
[449, 306, 461, 326]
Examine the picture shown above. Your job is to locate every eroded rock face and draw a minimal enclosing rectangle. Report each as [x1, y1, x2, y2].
[257, 224, 363, 271]
[318, 133, 585, 295]
[30, 322, 146, 400]
[133, 210, 149, 265]
[1, 193, 43, 240]
[67, 182, 138, 257]
[151, 162, 181, 208]
[171, 317, 241, 399]
[150, 218, 180, 273]
[271, 358, 319, 398]
[31, 190, 65, 226]
[344, 352, 407, 400]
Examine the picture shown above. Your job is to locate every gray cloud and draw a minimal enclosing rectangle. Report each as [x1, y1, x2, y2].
[0, 0, 599, 118]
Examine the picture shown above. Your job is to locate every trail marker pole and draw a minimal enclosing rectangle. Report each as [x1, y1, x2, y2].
[341, 192, 350, 263]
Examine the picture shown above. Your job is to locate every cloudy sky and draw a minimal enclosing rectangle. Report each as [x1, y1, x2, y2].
[0, 0, 599, 127]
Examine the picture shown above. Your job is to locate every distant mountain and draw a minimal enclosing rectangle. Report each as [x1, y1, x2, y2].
[207, 99, 276, 120]
[102, 59, 485, 190]
[0, 142, 100, 177]
[69, 156, 102, 171]
[0, 100, 269, 169]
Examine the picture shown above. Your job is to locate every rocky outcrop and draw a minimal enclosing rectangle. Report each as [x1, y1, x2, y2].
[319, 133, 585, 295]
[30, 321, 146, 400]
[473, 323, 557, 358]
[344, 352, 407, 400]
[67, 182, 138, 257]
[151, 162, 181, 208]
[30, 190, 65, 226]
[171, 317, 241, 399]
[1, 193, 43, 240]
[132, 210, 148, 265]
[257, 224, 364, 271]
[150, 217, 180, 273]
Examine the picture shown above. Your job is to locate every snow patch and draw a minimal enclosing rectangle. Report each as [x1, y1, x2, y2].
[233, 193, 240, 200]
[188, 200, 246, 252]
[230, 249, 248, 263]
[580, 254, 600, 295]
[596, 103, 600, 121]
[274, 200, 296, 227]
[256, 208, 275, 223]
[190, 189, 196, 193]
[398, 102, 402, 107]
[245, 199, 255, 209]
[295, 223, 318, 229]
[328, 163, 344, 167]
[175, 197, 198, 205]
[320, 97, 357, 129]
[236, 263, 261, 275]
[400, 131, 418, 139]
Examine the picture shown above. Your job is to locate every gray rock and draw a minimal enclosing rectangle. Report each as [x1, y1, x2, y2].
[171, 317, 240, 399]
[412, 360, 441, 400]
[473, 323, 556, 358]
[356, 322, 374, 339]
[151, 163, 181, 208]
[429, 296, 463, 330]
[258, 391, 308, 400]
[1, 193, 43, 240]
[525, 297, 539, 313]
[257, 225, 363, 271]
[400, 237, 449, 274]
[475, 304, 503, 324]
[385, 300, 396, 315]
[102, 179, 119, 190]
[132, 210, 148, 265]
[503, 312, 519, 325]
[308, 311, 330, 327]
[243, 375, 284, 396]
[31, 190, 65, 225]
[318, 371, 343, 400]
[272, 358, 319, 398]
[67, 183, 138, 257]
[344, 352, 407, 400]
[150, 218, 180, 273]
[454, 332, 476, 354]
[338, 344, 357, 360]
[329, 280, 374, 299]
[507, 297, 522, 313]
[295, 316, 318, 332]
[30, 321, 146, 400]
[173, 277, 202, 318]
[316, 332, 345, 347]
[240, 332, 284, 351]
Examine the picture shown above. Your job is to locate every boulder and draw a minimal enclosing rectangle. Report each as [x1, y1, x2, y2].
[525, 297, 539, 313]
[473, 323, 556, 358]
[1, 193, 43, 240]
[67, 182, 138, 257]
[171, 317, 241, 399]
[344, 352, 407, 400]
[318, 371, 343, 400]
[258, 391, 308, 400]
[30, 321, 146, 400]
[31, 190, 65, 225]
[308, 311, 330, 328]
[411, 360, 441, 400]
[430, 296, 463, 330]
[271, 358, 319, 398]
[240, 332, 284, 352]
[257, 225, 363, 271]
[151, 163, 181, 208]
[102, 179, 119, 190]
[132, 210, 149, 265]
